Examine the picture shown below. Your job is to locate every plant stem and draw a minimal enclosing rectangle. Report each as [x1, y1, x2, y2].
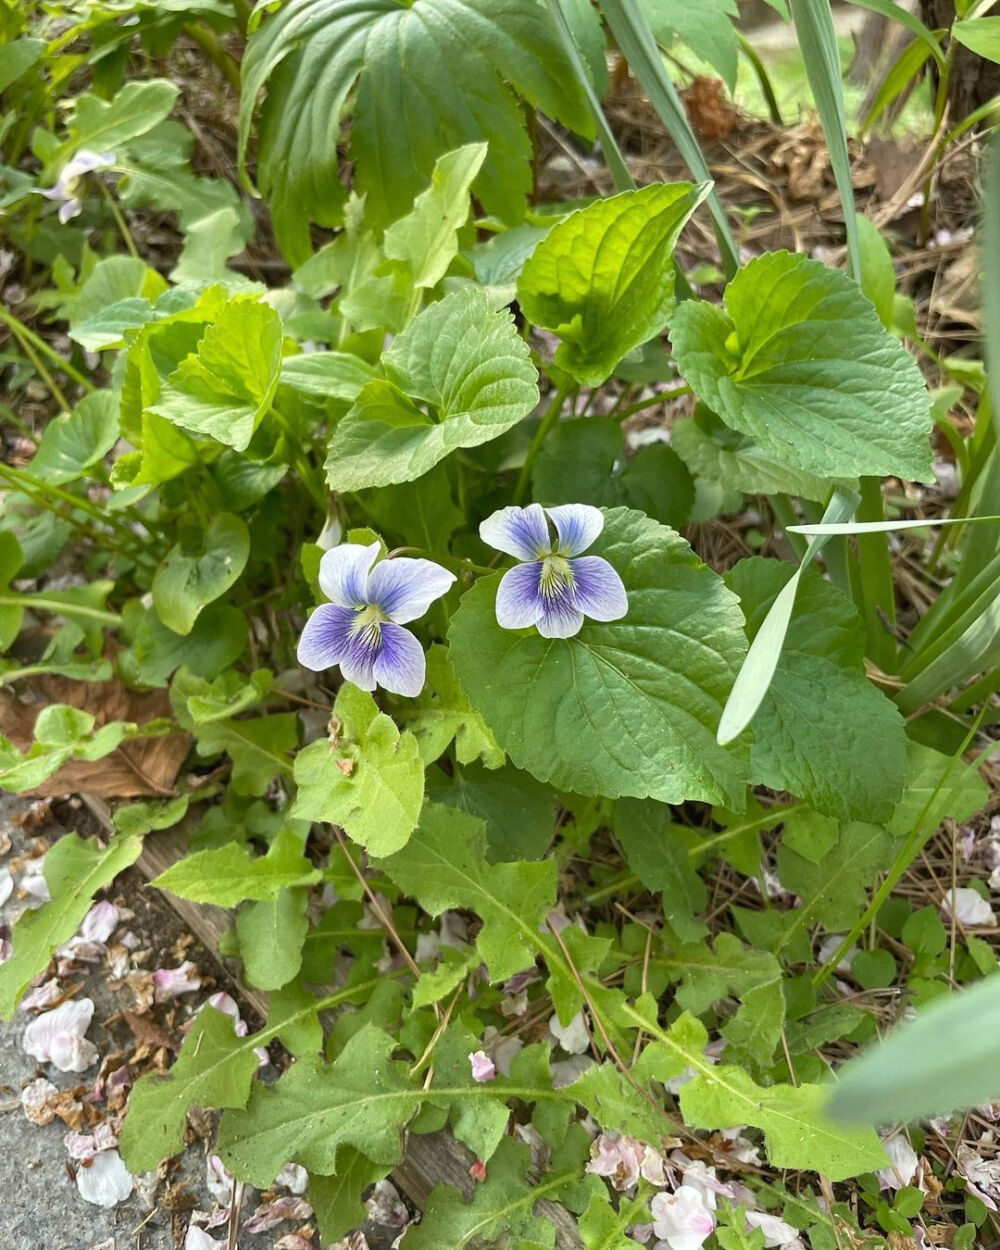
[99, 182, 140, 260]
[512, 384, 572, 505]
[0, 305, 95, 398]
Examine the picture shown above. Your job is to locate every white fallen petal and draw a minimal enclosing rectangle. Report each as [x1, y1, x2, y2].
[468, 1050, 496, 1083]
[20, 1076, 59, 1125]
[65, 1132, 98, 1162]
[549, 1010, 590, 1054]
[206, 1154, 235, 1206]
[942, 888, 995, 927]
[586, 1133, 644, 1191]
[80, 900, 119, 944]
[878, 1133, 919, 1191]
[745, 1210, 802, 1247]
[275, 1162, 309, 1195]
[19, 978, 62, 1011]
[185, 1227, 227, 1250]
[75, 1149, 133, 1207]
[651, 1186, 716, 1250]
[21, 864, 51, 904]
[22, 997, 96, 1069]
[816, 934, 857, 973]
[153, 960, 202, 1000]
[0, 866, 13, 907]
[365, 1178, 409, 1227]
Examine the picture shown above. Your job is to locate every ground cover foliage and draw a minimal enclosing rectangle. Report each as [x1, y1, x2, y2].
[0, 0, 999, 1246]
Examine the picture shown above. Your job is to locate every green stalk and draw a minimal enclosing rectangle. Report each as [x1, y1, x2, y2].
[547, 0, 636, 194]
[0, 306, 95, 397]
[789, 0, 861, 279]
[600, 0, 740, 277]
[736, 30, 783, 126]
[814, 706, 989, 987]
[853, 476, 898, 674]
[513, 384, 574, 505]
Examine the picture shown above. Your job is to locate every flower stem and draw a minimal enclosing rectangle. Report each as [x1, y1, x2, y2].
[0, 306, 96, 399]
[512, 383, 573, 505]
[99, 182, 140, 260]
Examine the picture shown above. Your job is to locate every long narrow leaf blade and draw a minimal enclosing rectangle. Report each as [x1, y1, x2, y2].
[717, 487, 860, 744]
[829, 976, 1000, 1124]
[789, 0, 860, 278]
[600, 0, 740, 276]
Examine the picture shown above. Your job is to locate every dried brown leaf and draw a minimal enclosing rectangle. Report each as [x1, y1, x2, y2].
[0, 675, 190, 798]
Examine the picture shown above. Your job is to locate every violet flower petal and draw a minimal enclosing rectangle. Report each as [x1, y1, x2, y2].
[372, 622, 425, 697]
[495, 562, 546, 630]
[317, 541, 380, 606]
[480, 504, 549, 560]
[296, 603, 356, 671]
[568, 555, 627, 622]
[367, 557, 455, 624]
[548, 503, 603, 556]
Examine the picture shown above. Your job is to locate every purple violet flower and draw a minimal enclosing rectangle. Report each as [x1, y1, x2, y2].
[480, 503, 627, 638]
[297, 542, 454, 697]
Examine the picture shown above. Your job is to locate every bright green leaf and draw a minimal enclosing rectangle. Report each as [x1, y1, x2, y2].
[291, 684, 424, 856]
[154, 827, 320, 907]
[152, 513, 250, 635]
[671, 250, 933, 481]
[326, 286, 538, 489]
[518, 182, 710, 386]
[727, 559, 907, 822]
[0, 833, 143, 1019]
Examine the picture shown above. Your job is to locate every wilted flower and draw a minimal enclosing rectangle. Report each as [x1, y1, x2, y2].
[586, 1133, 644, 1191]
[468, 1050, 496, 1083]
[38, 149, 116, 223]
[480, 503, 627, 638]
[297, 542, 454, 697]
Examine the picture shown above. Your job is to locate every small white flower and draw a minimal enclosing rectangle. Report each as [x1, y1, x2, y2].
[22, 997, 99, 1072]
[651, 1186, 716, 1250]
[549, 1010, 590, 1054]
[942, 888, 995, 927]
[75, 1148, 133, 1207]
[468, 1050, 496, 1083]
[878, 1133, 919, 1191]
[38, 149, 116, 224]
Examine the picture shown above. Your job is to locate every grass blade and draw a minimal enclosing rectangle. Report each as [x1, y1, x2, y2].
[600, 0, 740, 277]
[717, 487, 860, 745]
[547, 0, 636, 194]
[789, 0, 860, 277]
[848, 0, 946, 70]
